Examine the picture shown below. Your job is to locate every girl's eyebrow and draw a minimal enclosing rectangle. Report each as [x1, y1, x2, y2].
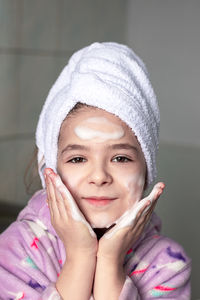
[109, 143, 138, 153]
[61, 144, 89, 154]
[61, 143, 138, 154]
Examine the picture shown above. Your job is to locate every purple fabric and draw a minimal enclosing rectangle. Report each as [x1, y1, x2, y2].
[0, 190, 191, 299]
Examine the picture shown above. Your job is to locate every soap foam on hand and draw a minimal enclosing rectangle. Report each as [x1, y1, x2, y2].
[104, 182, 164, 239]
[47, 168, 96, 238]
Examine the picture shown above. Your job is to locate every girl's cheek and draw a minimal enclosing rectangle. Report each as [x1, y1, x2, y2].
[58, 170, 82, 204]
[60, 171, 80, 190]
[122, 172, 145, 206]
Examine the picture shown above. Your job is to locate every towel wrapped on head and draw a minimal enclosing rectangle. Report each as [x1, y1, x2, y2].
[36, 42, 160, 188]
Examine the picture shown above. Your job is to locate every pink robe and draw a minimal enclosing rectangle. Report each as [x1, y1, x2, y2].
[0, 190, 191, 299]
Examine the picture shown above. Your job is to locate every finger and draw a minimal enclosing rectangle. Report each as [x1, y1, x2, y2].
[55, 173, 87, 221]
[136, 182, 165, 220]
[49, 171, 87, 223]
[44, 173, 50, 206]
[145, 182, 165, 203]
[52, 177, 68, 220]
[45, 169, 60, 219]
[133, 201, 151, 228]
[45, 171, 54, 219]
[134, 192, 158, 228]
[130, 196, 159, 237]
[141, 193, 159, 220]
[53, 174, 95, 236]
[143, 198, 158, 224]
[49, 170, 72, 213]
[134, 199, 151, 225]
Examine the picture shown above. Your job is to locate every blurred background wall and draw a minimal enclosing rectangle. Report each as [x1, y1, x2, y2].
[0, 0, 199, 298]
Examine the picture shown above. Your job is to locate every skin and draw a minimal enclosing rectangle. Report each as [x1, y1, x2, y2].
[44, 106, 165, 300]
[57, 107, 147, 228]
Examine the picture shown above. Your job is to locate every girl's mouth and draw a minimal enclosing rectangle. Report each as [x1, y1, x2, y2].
[83, 197, 117, 207]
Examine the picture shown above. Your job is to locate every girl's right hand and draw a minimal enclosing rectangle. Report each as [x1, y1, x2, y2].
[44, 168, 98, 260]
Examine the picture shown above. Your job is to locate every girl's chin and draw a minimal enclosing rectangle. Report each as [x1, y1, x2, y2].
[87, 212, 123, 229]
[90, 219, 116, 229]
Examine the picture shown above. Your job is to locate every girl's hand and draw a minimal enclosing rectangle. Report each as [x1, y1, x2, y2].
[44, 168, 98, 260]
[97, 182, 165, 266]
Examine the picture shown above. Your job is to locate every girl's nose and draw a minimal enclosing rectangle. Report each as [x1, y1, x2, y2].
[88, 163, 113, 186]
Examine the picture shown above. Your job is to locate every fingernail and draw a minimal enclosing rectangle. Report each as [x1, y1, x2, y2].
[161, 182, 165, 188]
[45, 168, 53, 176]
[48, 171, 55, 181]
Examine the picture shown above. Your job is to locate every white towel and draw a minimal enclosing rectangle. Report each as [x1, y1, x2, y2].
[36, 42, 160, 188]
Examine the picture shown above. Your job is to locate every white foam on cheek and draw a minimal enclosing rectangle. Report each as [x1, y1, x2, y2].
[124, 173, 145, 206]
[55, 177, 96, 237]
[125, 173, 145, 191]
[74, 117, 124, 141]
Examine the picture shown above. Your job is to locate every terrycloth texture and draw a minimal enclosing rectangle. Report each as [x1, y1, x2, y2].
[0, 190, 191, 299]
[36, 42, 160, 188]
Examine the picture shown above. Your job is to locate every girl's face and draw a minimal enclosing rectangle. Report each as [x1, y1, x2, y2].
[57, 106, 146, 228]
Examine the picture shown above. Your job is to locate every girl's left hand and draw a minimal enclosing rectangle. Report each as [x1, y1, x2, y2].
[97, 182, 165, 266]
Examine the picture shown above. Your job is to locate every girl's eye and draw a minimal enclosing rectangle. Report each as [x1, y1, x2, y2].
[68, 157, 86, 163]
[112, 156, 132, 163]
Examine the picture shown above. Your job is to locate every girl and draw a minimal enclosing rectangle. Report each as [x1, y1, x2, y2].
[0, 42, 191, 299]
